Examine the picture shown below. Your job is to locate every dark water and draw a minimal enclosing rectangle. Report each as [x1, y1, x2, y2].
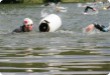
[0, 3, 109, 75]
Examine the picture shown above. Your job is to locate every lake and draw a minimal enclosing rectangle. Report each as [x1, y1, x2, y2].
[0, 3, 109, 75]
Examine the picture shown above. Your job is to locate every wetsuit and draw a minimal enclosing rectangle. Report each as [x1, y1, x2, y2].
[13, 25, 31, 33]
[94, 23, 109, 32]
[84, 6, 95, 12]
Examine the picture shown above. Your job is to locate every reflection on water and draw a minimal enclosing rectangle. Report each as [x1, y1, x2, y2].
[0, 3, 109, 75]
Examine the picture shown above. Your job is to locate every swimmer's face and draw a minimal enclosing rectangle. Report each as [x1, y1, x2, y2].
[24, 24, 33, 31]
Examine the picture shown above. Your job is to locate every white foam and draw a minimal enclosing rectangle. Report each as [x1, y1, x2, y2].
[0, 72, 2, 75]
[108, 0, 110, 3]
[41, 8, 50, 18]
[55, 6, 67, 12]
[108, 72, 110, 75]
[77, 3, 86, 7]
[0, 0, 2, 2]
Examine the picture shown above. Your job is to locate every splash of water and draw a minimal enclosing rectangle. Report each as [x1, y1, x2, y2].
[108, 72, 110, 75]
[108, 0, 110, 3]
[49, 2, 67, 12]
[77, 3, 86, 8]
[0, 72, 2, 75]
[0, 0, 2, 2]
[41, 8, 50, 18]
[55, 6, 67, 12]
[83, 10, 99, 15]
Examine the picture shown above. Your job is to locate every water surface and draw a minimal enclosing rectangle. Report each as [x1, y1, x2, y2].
[0, 3, 109, 75]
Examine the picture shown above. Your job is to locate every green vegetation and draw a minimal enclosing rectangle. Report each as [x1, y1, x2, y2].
[62, 0, 86, 3]
[1, 0, 107, 4]
[23, 0, 43, 4]
[22, 0, 96, 4]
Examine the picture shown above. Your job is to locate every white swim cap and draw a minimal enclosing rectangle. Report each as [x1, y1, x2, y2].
[23, 18, 33, 25]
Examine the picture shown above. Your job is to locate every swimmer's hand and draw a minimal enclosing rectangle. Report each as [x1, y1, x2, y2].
[85, 24, 95, 32]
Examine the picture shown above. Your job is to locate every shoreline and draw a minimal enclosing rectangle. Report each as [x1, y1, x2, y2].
[0, 0, 97, 4]
[22, 0, 94, 4]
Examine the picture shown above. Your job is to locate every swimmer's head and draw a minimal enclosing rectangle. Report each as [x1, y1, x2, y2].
[23, 18, 33, 26]
[23, 18, 33, 31]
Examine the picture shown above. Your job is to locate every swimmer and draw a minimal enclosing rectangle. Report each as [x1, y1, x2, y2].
[102, 5, 110, 10]
[105, 6, 110, 9]
[102, 0, 110, 10]
[12, 18, 33, 33]
[85, 23, 110, 32]
[84, 6, 97, 14]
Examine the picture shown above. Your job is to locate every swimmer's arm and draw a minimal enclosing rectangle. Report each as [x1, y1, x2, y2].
[85, 24, 95, 32]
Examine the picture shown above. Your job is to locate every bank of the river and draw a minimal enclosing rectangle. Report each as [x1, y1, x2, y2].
[1, 0, 107, 4]
[22, 0, 95, 4]
[23, 0, 43, 4]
